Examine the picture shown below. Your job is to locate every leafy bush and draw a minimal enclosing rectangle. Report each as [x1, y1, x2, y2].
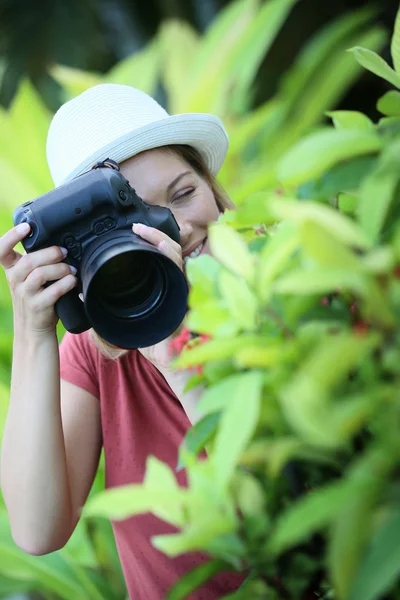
[0, 0, 389, 598]
[85, 6, 400, 600]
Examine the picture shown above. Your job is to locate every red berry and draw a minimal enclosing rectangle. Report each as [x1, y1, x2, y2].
[353, 320, 369, 336]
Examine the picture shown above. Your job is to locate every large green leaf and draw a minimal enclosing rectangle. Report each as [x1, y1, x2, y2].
[267, 477, 370, 556]
[223, 0, 299, 114]
[391, 4, 400, 73]
[279, 331, 379, 446]
[177, 412, 220, 470]
[267, 26, 386, 158]
[377, 90, 400, 116]
[348, 46, 400, 88]
[105, 38, 160, 95]
[268, 199, 372, 249]
[208, 223, 255, 281]
[328, 485, 379, 600]
[218, 270, 258, 330]
[212, 371, 263, 491]
[175, 335, 266, 368]
[0, 514, 102, 600]
[86, 458, 187, 527]
[277, 128, 382, 186]
[159, 20, 199, 113]
[0, 81, 52, 197]
[357, 138, 400, 243]
[279, 7, 378, 112]
[179, 0, 257, 112]
[327, 110, 373, 130]
[166, 559, 227, 600]
[349, 507, 400, 600]
[50, 65, 102, 99]
[152, 513, 236, 557]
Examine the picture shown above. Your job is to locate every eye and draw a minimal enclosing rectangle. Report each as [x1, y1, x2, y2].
[172, 187, 196, 202]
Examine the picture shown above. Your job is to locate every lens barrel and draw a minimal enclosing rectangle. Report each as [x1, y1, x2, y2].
[80, 230, 188, 348]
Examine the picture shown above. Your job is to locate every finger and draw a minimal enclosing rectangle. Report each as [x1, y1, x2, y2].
[0, 223, 31, 270]
[10, 245, 68, 285]
[24, 263, 77, 295]
[158, 240, 183, 270]
[33, 274, 78, 309]
[132, 223, 181, 253]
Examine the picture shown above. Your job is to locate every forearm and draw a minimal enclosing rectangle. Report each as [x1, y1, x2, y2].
[160, 367, 204, 425]
[1, 330, 73, 554]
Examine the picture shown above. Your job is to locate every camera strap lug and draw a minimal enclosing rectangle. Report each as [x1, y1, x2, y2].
[91, 158, 120, 171]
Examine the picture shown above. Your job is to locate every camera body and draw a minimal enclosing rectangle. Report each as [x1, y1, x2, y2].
[13, 164, 188, 348]
[13, 165, 180, 266]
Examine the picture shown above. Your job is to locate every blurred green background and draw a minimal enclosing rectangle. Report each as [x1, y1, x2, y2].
[0, 0, 398, 598]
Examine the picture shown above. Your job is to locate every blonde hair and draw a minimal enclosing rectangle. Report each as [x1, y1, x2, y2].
[90, 144, 234, 359]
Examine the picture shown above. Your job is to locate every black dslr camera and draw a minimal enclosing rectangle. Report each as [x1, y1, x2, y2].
[13, 160, 188, 349]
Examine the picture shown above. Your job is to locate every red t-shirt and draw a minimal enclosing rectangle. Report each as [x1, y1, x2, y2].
[59, 331, 243, 599]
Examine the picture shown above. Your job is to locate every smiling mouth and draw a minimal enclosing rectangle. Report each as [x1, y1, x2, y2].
[183, 240, 205, 264]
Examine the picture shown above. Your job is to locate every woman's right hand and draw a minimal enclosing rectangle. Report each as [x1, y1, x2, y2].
[0, 223, 78, 335]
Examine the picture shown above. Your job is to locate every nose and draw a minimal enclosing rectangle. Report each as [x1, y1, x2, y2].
[178, 221, 194, 248]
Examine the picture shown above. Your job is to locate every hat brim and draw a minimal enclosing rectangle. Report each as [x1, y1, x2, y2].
[60, 113, 229, 185]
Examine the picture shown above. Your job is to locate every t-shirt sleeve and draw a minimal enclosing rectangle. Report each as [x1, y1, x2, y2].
[59, 331, 100, 398]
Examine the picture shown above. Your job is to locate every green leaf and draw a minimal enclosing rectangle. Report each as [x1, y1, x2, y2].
[279, 331, 379, 446]
[269, 26, 386, 159]
[267, 478, 367, 555]
[159, 20, 199, 113]
[377, 90, 400, 116]
[328, 486, 379, 600]
[273, 267, 366, 297]
[175, 335, 265, 369]
[85, 471, 188, 527]
[219, 270, 258, 330]
[357, 139, 400, 242]
[298, 155, 376, 201]
[299, 221, 361, 271]
[279, 7, 378, 115]
[166, 559, 228, 600]
[224, 0, 299, 113]
[105, 39, 160, 95]
[391, 5, 400, 73]
[349, 507, 400, 600]
[50, 65, 102, 99]
[199, 373, 254, 415]
[144, 455, 179, 490]
[258, 222, 299, 301]
[153, 513, 236, 556]
[277, 128, 382, 186]
[177, 412, 220, 469]
[0, 514, 99, 600]
[327, 110, 373, 129]
[187, 299, 239, 338]
[233, 471, 265, 517]
[269, 199, 372, 249]
[179, 0, 257, 113]
[208, 224, 255, 281]
[212, 371, 263, 491]
[348, 46, 400, 88]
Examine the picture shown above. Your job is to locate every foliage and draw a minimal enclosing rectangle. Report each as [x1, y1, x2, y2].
[0, 0, 390, 598]
[85, 5, 400, 600]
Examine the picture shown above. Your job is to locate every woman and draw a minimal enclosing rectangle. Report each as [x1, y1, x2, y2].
[0, 84, 243, 598]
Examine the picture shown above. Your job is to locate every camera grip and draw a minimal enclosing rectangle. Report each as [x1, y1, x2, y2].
[55, 290, 91, 334]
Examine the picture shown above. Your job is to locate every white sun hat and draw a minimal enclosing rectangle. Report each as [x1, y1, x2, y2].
[46, 83, 229, 187]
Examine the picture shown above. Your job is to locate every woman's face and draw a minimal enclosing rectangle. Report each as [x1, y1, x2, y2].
[119, 149, 220, 264]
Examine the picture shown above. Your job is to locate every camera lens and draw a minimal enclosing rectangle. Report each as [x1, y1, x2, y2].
[81, 230, 188, 348]
[94, 251, 165, 319]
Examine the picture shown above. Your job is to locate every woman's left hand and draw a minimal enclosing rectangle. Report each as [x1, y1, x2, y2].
[131, 223, 185, 370]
